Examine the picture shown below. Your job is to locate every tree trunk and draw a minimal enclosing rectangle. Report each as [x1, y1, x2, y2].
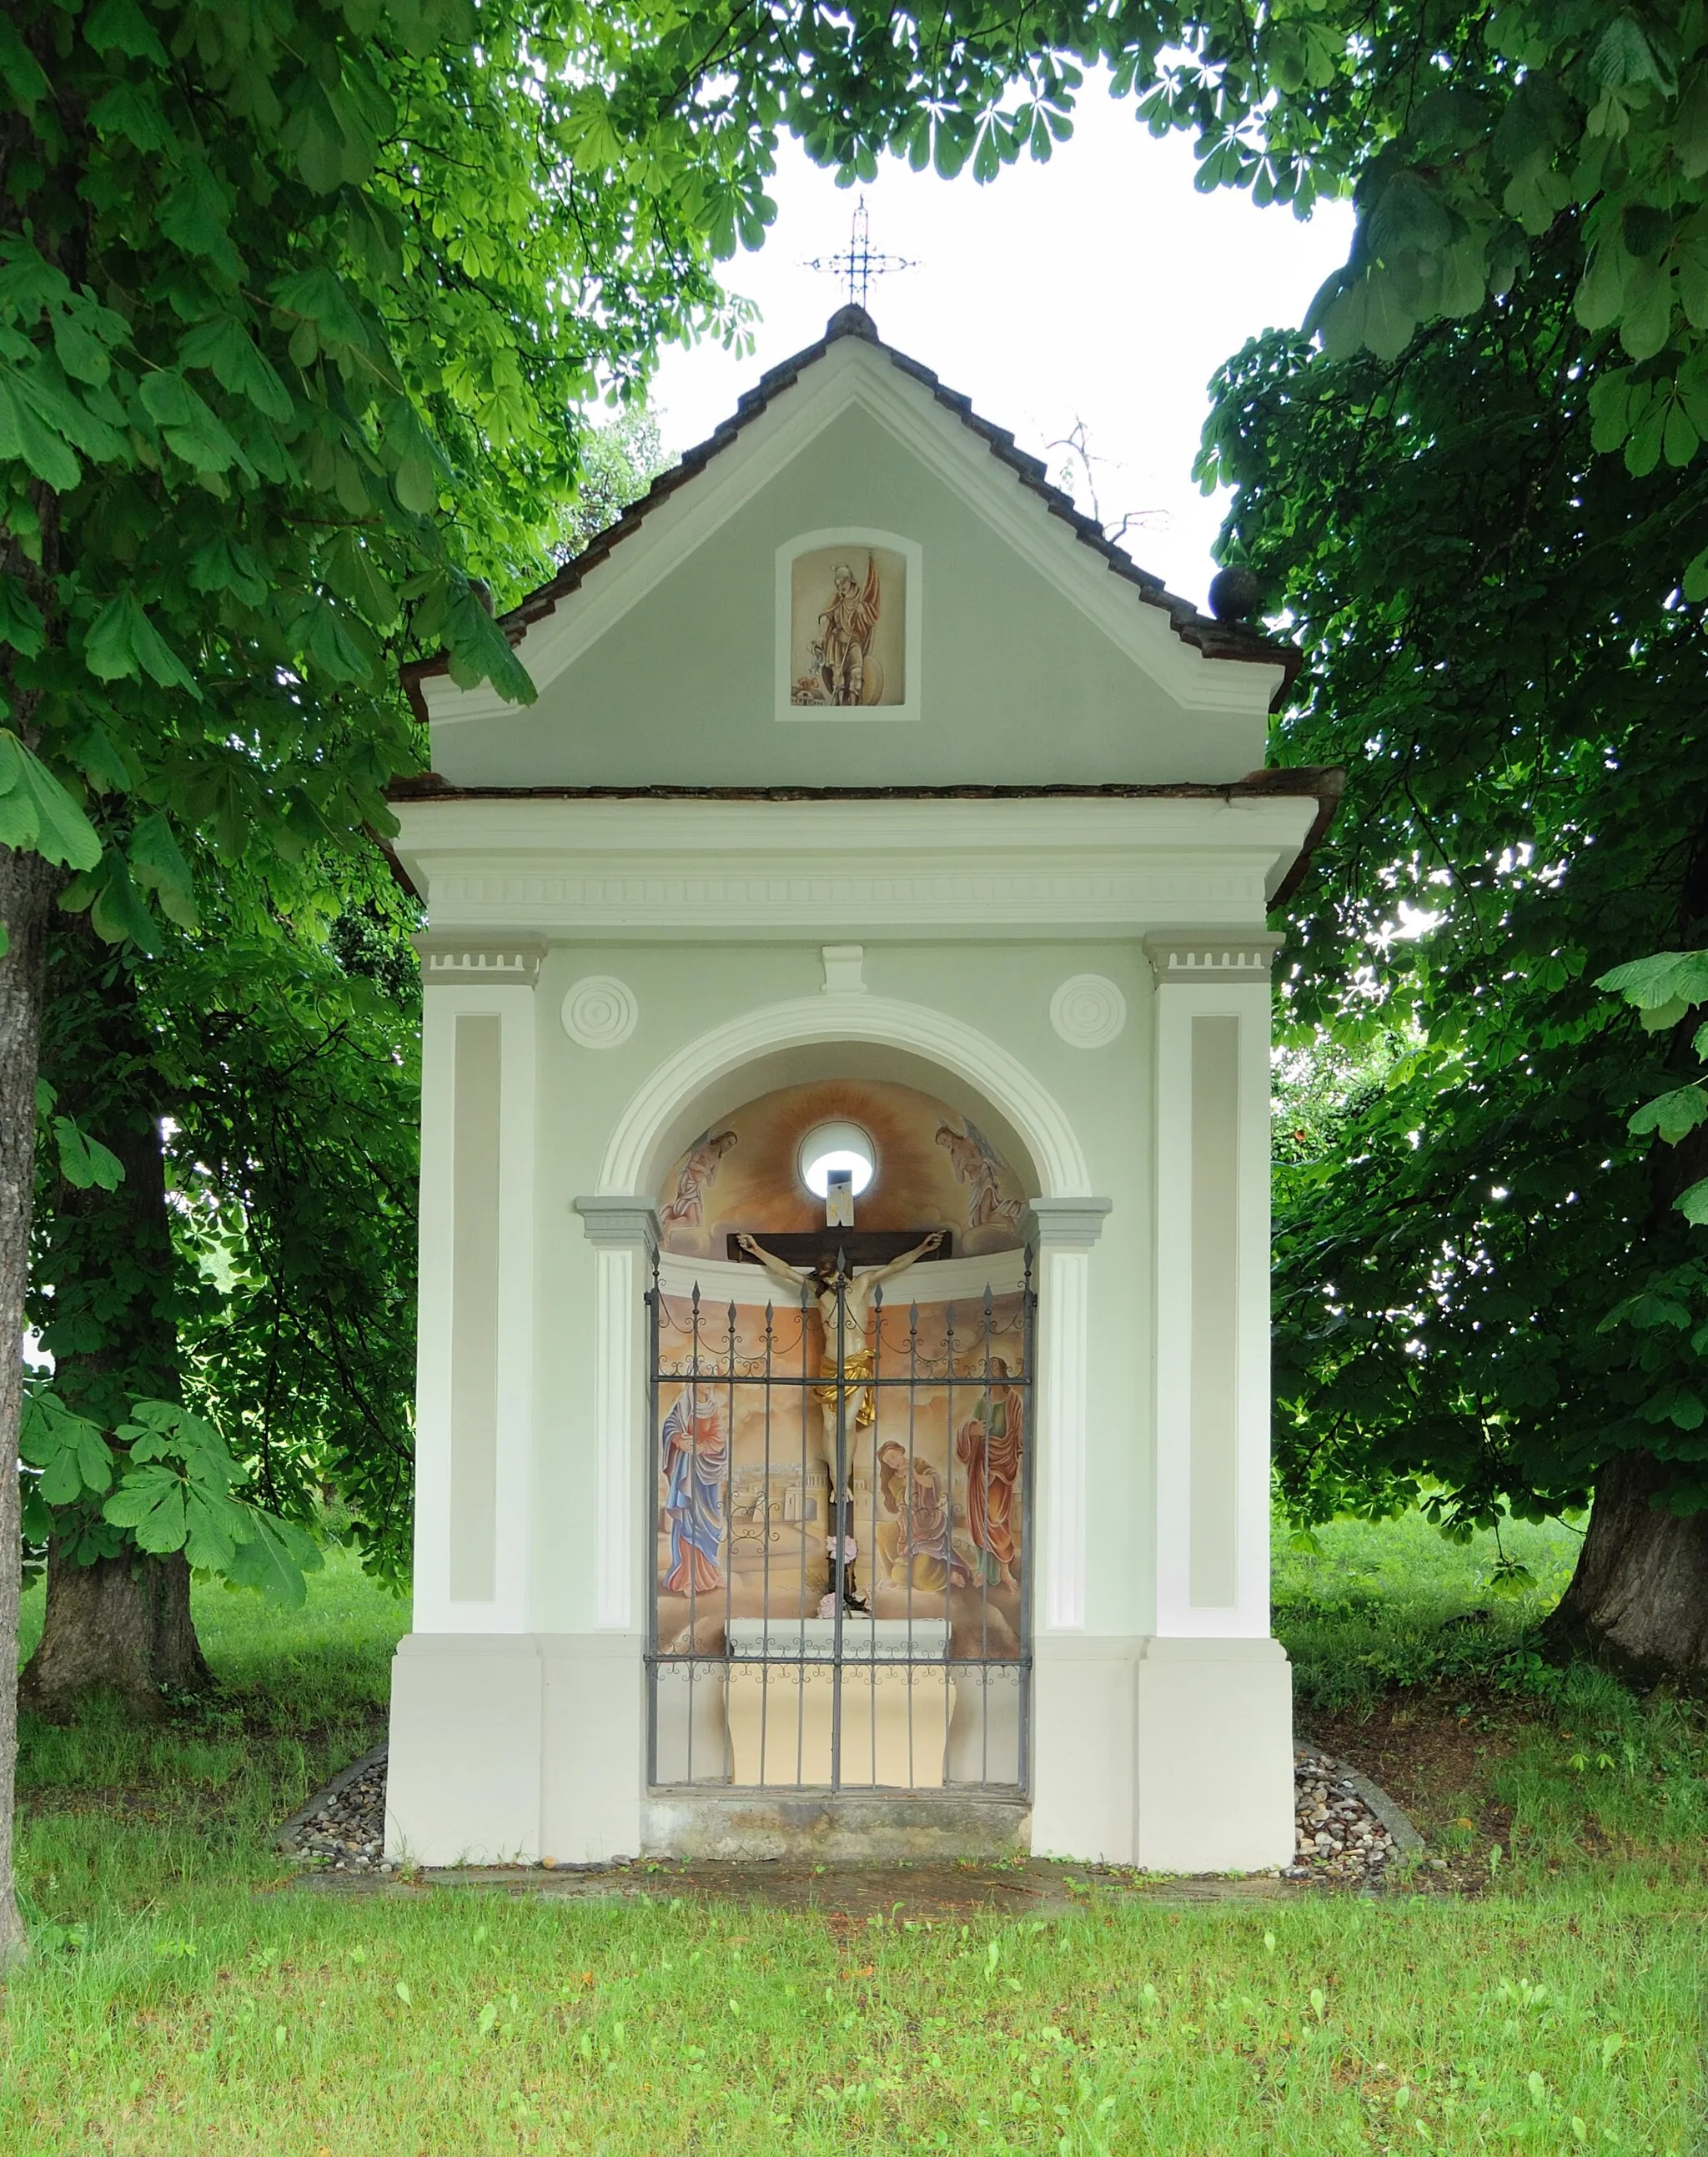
[0, 845, 59, 1968]
[1543, 1449, 1708, 1689]
[18, 1544, 206, 1717]
[20, 931, 207, 1717]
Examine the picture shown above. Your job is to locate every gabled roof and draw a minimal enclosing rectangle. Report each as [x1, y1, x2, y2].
[402, 304, 1299, 716]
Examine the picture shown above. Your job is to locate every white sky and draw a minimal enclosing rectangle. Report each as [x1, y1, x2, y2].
[647, 90, 1354, 611]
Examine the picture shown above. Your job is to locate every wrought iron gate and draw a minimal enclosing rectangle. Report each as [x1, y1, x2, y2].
[646, 1250, 1035, 1792]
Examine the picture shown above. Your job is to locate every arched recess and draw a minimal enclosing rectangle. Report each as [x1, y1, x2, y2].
[598, 992, 1091, 1202]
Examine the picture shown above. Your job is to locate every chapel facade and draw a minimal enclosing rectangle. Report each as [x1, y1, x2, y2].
[383, 306, 1337, 1870]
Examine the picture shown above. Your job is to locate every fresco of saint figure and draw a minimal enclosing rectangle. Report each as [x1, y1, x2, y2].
[875, 1442, 972, 1592]
[789, 546, 904, 707]
[955, 1358, 1024, 1590]
[659, 1127, 737, 1232]
[659, 1388, 727, 1595]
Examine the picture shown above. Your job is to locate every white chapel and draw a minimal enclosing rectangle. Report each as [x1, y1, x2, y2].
[382, 304, 1339, 1872]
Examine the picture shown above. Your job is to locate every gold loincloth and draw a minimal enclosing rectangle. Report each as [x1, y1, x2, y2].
[816, 1347, 877, 1429]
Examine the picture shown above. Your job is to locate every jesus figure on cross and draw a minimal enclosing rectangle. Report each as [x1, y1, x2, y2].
[736, 1229, 943, 1610]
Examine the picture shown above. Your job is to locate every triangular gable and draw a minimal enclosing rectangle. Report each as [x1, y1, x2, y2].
[405, 307, 1299, 791]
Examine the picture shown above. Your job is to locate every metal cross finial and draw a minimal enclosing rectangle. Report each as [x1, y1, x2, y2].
[805, 195, 916, 310]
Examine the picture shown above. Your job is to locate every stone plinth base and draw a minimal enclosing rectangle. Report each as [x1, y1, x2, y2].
[645, 1790, 1030, 1863]
[386, 1628, 1294, 1873]
[1134, 1635, 1294, 1873]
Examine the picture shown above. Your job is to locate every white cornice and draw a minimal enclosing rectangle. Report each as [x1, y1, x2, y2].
[420, 342, 1284, 730]
[395, 794, 1318, 933]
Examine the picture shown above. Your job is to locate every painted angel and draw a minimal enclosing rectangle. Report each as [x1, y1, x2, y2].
[660, 1128, 737, 1232]
[815, 554, 881, 706]
[935, 1118, 1025, 1233]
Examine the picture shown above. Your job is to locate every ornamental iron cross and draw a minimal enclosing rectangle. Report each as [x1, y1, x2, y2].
[806, 195, 917, 309]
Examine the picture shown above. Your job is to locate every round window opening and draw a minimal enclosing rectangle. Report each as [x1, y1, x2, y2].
[797, 1120, 876, 1199]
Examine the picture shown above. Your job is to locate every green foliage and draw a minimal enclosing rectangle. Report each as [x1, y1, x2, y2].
[1273, 1509, 1580, 1714]
[1201, 219, 1708, 1532]
[0, 0, 796, 943]
[19, 1391, 319, 1606]
[1598, 955, 1708, 1222]
[24, 390, 665, 1606]
[29, 844, 422, 1590]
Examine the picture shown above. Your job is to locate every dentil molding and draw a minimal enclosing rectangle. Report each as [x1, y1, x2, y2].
[1142, 931, 1286, 983]
[412, 933, 547, 988]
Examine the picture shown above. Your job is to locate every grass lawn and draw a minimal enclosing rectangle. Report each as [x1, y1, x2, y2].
[3, 1524, 1705, 2155]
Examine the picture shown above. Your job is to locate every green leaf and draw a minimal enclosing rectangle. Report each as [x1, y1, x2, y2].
[0, 729, 102, 869]
[1620, 258, 1674, 362]
[226, 1511, 322, 1606]
[177, 317, 293, 423]
[188, 531, 269, 607]
[0, 573, 45, 656]
[1598, 949, 1708, 1011]
[1677, 1178, 1708, 1225]
[1575, 241, 1630, 334]
[0, 373, 82, 490]
[394, 447, 436, 515]
[138, 369, 252, 476]
[83, 0, 168, 64]
[0, 20, 50, 108]
[83, 591, 201, 695]
[271, 267, 370, 354]
[88, 81, 176, 153]
[53, 1114, 124, 1191]
[158, 163, 241, 281]
[52, 313, 111, 388]
[1628, 1085, 1708, 1143]
[19, 1390, 114, 1501]
[102, 1463, 188, 1554]
[87, 853, 162, 955]
[128, 810, 198, 929]
[0, 241, 70, 326]
[181, 1484, 247, 1572]
[1590, 14, 1673, 95]
[443, 588, 535, 704]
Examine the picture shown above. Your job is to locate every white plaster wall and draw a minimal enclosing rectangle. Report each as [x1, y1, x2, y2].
[525, 934, 1154, 1642]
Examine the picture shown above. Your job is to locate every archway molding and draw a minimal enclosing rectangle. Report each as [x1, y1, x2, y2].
[598, 991, 1092, 1202]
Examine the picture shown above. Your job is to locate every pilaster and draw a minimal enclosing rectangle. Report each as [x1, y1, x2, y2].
[1023, 1198, 1113, 1635]
[1143, 931, 1284, 1640]
[573, 1197, 661, 1632]
[413, 934, 543, 1633]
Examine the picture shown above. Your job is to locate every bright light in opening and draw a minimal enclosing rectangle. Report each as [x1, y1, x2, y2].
[798, 1120, 876, 1199]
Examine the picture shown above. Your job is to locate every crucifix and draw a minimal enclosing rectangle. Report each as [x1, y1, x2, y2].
[805, 195, 917, 311]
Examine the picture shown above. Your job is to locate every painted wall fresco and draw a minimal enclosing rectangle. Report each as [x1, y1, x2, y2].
[788, 544, 906, 707]
[656, 1078, 1029, 1261]
[654, 1287, 1028, 1660]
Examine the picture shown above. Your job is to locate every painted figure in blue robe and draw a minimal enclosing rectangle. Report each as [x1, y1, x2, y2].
[660, 1388, 727, 1595]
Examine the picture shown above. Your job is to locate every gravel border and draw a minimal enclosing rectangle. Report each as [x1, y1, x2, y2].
[279, 1738, 1426, 1883]
[1297, 1741, 1424, 1854]
[274, 1742, 389, 1865]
